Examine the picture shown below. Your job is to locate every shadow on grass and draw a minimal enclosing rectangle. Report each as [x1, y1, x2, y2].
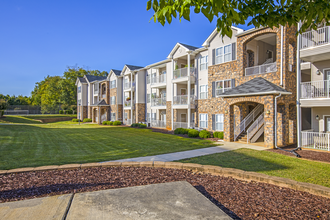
[0, 116, 42, 124]
[178, 150, 289, 172]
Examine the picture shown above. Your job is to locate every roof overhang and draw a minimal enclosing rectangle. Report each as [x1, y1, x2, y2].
[235, 26, 267, 37]
[146, 59, 171, 69]
[202, 26, 244, 47]
[167, 43, 191, 59]
[218, 91, 292, 98]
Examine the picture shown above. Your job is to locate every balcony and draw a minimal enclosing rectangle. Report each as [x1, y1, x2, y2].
[300, 26, 330, 62]
[173, 95, 196, 109]
[151, 75, 166, 87]
[173, 122, 194, 130]
[124, 99, 135, 108]
[150, 120, 166, 128]
[93, 88, 99, 96]
[124, 82, 135, 90]
[300, 80, 330, 107]
[151, 97, 166, 107]
[172, 67, 195, 83]
[301, 131, 330, 151]
[245, 62, 277, 76]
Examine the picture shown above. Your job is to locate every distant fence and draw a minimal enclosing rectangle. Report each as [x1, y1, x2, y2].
[4, 105, 63, 115]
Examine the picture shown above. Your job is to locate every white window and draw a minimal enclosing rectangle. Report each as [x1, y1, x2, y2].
[215, 44, 232, 64]
[147, 94, 150, 103]
[199, 85, 208, 99]
[200, 56, 208, 70]
[110, 96, 116, 105]
[147, 75, 150, 84]
[147, 113, 150, 122]
[78, 86, 81, 93]
[111, 113, 116, 121]
[77, 99, 81, 105]
[152, 113, 156, 120]
[199, 113, 208, 128]
[215, 114, 224, 131]
[215, 80, 231, 96]
[110, 80, 116, 89]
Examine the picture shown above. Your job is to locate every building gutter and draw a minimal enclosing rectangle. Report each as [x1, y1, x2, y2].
[218, 91, 292, 98]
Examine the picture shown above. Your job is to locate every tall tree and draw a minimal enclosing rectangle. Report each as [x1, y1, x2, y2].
[147, 0, 330, 38]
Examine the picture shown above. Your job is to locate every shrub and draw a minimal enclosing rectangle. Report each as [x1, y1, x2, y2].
[113, 121, 121, 125]
[83, 118, 92, 122]
[188, 129, 199, 138]
[102, 121, 109, 125]
[131, 123, 139, 127]
[199, 130, 211, 139]
[72, 119, 80, 122]
[213, 131, 224, 139]
[107, 121, 113, 125]
[59, 110, 64, 114]
[174, 128, 188, 135]
[138, 123, 147, 128]
[66, 109, 73, 114]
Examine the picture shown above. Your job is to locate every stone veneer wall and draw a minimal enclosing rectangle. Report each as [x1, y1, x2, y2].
[136, 103, 146, 123]
[77, 106, 88, 120]
[166, 101, 172, 130]
[110, 87, 117, 121]
[117, 105, 123, 121]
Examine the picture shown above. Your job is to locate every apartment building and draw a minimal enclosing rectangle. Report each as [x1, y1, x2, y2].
[77, 25, 299, 149]
[298, 24, 330, 151]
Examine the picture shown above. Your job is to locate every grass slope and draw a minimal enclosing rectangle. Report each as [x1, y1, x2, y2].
[0, 120, 215, 170]
[179, 148, 330, 187]
[0, 115, 76, 124]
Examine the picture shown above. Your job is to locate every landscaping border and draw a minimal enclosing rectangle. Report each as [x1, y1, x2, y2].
[1, 161, 329, 199]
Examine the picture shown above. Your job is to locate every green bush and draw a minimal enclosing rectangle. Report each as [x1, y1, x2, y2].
[59, 110, 64, 114]
[102, 121, 109, 125]
[66, 109, 73, 114]
[72, 119, 81, 122]
[113, 121, 121, 125]
[213, 131, 224, 139]
[199, 130, 211, 139]
[107, 121, 113, 125]
[131, 123, 139, 127]
[218, 132, 224, 139]
[188, 129, 199, 137]
[83, 118, 92, 122]
[138, 123, 147, 128]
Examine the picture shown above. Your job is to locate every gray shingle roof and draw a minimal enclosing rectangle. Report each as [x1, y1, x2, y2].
[78, 77, 87, 83]
[126, 65, 144, 71]
[93, 99, 109, 106]
[179, 43, 199, 51]
[218, 77, 291, 97]
[111, 69, 121, 76]
[85, 75, 107, 83]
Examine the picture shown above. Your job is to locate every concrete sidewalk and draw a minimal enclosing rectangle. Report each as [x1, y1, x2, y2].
[107, 141, 265, 163]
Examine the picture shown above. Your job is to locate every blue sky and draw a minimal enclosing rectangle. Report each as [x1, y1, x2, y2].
[0, 0, 252, 97]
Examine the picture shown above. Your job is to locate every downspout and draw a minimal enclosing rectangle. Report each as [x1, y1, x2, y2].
[280, 25, 284, 86]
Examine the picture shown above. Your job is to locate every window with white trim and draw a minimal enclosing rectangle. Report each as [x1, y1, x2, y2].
[215, 114, 224, 131]
[199, 85, 208, 99]
[78, 86, 81, 93]
[215, 80, 231, 96]
[110, 113, 116, 121]
[215, 44, 232, 64]
[147, 94, 150, 103]
[199, 113, 208, 128]
[110, 96, 116, 105]
[77, 99, 81, 105]
[110, 80, 116, 89]
[200, 56, 208, 70]
[152, 113, 156, 120]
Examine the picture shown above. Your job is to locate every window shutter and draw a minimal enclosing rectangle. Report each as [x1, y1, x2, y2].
[231, 79, 235, 88]
[212, 81, 216, 97]
[212, 114, 215, 131]
[232, 43, 236, 61]
[212, 49, 215, 65]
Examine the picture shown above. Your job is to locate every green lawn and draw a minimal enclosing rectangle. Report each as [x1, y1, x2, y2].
[0, 118, 215, 170]
[0, 115, 76, 124]
[178, 148, 330, 188]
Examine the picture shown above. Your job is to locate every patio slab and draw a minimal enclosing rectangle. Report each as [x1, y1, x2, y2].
[66, 181, 231, 220]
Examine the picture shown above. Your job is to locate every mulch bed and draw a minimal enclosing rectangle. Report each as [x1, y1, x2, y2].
[267, 144, 330, 163]
[1, 167, 329, 219]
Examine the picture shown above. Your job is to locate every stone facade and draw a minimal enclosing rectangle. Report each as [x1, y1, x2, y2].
[166, 101, 172, 130]
[136, 103, 146, 123]
[77, 106, 88, 120]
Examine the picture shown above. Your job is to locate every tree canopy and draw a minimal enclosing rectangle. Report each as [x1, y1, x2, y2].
[147, 0, 330, 38]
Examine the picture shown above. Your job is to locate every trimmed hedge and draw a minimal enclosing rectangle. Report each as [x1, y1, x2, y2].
[131, 123, 147, 128]
[59, 110, 64, 114]
[102, 121, 108, 125]
[83, 118, 92, 122]
[199, 130, 211, 139]
[113, 121, 121, 125]
[107, 121, 113, 125]
[131, 123, 139, 127]
[66, 110, 73, 114]
[138, 123, 147, 128]
[174, 128, 189, 135]
[72, 119, 81, 122]
[188, 129, 199, 137]
[213, 131, 224, 139]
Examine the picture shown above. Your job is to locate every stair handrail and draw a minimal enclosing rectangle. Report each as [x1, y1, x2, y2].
[234, 104, 263, 141]
[246, 113, 265, 143]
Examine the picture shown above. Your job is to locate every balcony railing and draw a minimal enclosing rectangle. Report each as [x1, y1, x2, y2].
[151, 74, 166, 85]
[301, 80, 330, 99]
[151, 97, 166, 107]
[151, 120, 166, 128]
[301, 131, 330, 151]
[124, 119, 132, 125]
[124, 99, 135, 107]
[245, 62, 277, 76]
[173, 95, 196, 105]
[173, 67, 195, 80]
[124, 82, 135, 90]
[301, 26, 330, 49]
[173, 122, 194, 130]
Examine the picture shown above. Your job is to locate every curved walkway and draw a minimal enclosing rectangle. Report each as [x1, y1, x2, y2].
[107, 142, 265, 163]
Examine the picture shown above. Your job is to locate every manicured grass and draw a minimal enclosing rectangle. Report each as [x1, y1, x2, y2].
[0, 121, 215, 170]
[178, 148, 330, 187]
[0, 115, 76, 124]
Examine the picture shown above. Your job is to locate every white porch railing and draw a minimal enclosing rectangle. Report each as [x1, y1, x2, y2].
[124, 82, 135, 90]
[173, 95, 196, 105]
[151, 74, 166, 85]
[245, 62, 277, 76]
[151, 97, 166, 107]
[124, 119, 132, 125]
[151, 120, 166, 128]
[246, 113, 265, 143]
[301, 80, 330, 99]
[301, 26, 330, 49]
[173, 122, 192, 130]
[234, 104, 264, 141]
[124, 99, 134, 107]
[301, 131, 330, 151]
[173, 67, 195, 80]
